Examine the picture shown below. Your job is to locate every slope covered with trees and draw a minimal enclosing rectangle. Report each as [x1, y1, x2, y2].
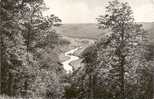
[0, 0, 66, 98]
[66, 0, 154, 99]
[0, 0, 154, 99]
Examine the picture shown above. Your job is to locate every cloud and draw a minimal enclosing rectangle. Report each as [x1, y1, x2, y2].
[44, 0, 154, 23]
[44, 0, 105, 23]
[134, 4, 154, 22]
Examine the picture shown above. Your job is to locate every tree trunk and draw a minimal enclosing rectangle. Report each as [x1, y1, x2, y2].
[153, 74, 154, 99]
[88, 72, 94, 99]
[119, 25, 125, 99]
[24, 18, 32, 96]
[120, 57, 125, 99]
[8, 73, 13, 96]
[0, 27, 2, 94]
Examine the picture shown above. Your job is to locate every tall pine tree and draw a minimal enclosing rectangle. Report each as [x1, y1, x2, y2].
[97, 0, 150, 99]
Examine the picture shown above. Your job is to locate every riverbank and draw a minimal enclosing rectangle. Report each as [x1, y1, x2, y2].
[62, 48, 79, 73]
[58, 36, 94, 62]
[58, 36, 95, 72]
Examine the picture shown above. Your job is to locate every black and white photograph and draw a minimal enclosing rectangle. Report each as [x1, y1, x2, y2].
[0, 0, 154, 99]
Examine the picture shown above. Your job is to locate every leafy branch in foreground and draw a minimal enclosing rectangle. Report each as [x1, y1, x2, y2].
[0, 0, 64, 98]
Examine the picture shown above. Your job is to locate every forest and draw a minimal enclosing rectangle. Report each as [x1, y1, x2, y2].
[0, 0, 154, 99]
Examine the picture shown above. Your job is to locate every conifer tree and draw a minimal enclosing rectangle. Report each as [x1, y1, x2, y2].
[97, 0, 150, 98]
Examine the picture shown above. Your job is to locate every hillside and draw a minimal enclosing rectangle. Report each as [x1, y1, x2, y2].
[140, 22, 154, 43]
[55, 24, 107, 40]
[56, 22, 154, 41]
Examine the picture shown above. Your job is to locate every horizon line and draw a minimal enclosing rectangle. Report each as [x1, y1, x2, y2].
[61, 21, 154, 24]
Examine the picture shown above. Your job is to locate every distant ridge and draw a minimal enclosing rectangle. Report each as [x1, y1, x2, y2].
[56, 22, 154, 42]
[55, 23, 104, 40]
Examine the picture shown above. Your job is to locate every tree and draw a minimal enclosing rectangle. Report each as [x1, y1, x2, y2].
[65, 45, 98, 99]
[19, 0, 63, 98]
[97, 0, 150, 99]
[81, 45, 97, 99]
[0, 0, 64, 98]
[0, 0, 27, 95]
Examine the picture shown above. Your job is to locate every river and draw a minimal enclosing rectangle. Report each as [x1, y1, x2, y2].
[62, 48, 80, 73]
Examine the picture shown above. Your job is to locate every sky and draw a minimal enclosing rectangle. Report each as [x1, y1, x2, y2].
[44, 0, 154, 23]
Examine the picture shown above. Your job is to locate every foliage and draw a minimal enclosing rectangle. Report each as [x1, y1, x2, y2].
[0, 0, 64, 98]
[96, 1, 152, 98]
[67, 0, 154, 99]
